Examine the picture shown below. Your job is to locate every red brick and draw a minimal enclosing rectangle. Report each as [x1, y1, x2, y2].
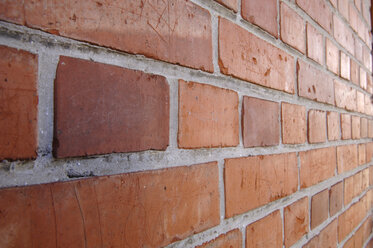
[344, 175, 355, 205]
[362, 217, 372, 242]
[359, 144, 367, 165]
[284, 197, 309, 247]
[330, 182, 343, 216]
[53, 56, 169, 158]
[300, 147, 336, 188]
[344, 236, 354, 248]
[338, 200, 367, 242]
[280, 2, 305, 53]
[178, 80, 239, 149]
[370, 167, 373, 185]
[0, 162, 220, 247]
[341, 114, 352, 140]
[0, 46, 38, 160]
[224, 153, 298, 217]
[350, 59, 360, 84]
[246, 211, 282, 247]
[354, 224, 365, 248]
[366, 96, 373, 116]
[333, 14, 355, 55]
[363, 46, 372, 69]
[298, 60, 334, 105]
[357, 91, 365, 113]
[218, 18, 294, 93]
[338, 0, 349, 20]
[360, 68, 367, 89]
[361, 117, 368, 138]
[335, 81, 357, 111]
[340, 52, 351, 80]
[306, 23, 323, 64]
[308, 110, 326, 143]
[352, 116, 361, 139]
[241, 0, 278, 37]
[367, 143, 373, 163]
[242, 96, 279, 147]
[369, 121, 373, 138]
[337, 144, 358, 173]
[304, 219, 337, 248]
[326, 38, 339, 75]
[362, 168, 370, 190]
[196, 229, 242, 248]
[311, 190, 329, 229]
[327, 112, 340, 141]
[281, 103, 307, 144]
[214, 0, 238, 12]
[296, 0, 332, 33]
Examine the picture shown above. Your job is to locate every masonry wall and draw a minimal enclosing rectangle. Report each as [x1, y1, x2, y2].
[0, 0, 373, 247]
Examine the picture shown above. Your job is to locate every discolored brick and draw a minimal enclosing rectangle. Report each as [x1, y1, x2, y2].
[311, 189, 329, 229]
[335, 81, 357, 111]
[308, 110, 326, 143]
[281, 103, 307, 144]
[327, 112, 340, 141]
[284, 197, 309, 247]
[330, 182, 343, 216]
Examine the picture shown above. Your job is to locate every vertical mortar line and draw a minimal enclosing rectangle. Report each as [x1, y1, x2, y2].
[277, 0, 280, 40]
[218, 159, 226, 222]
[280, 208, 285, 248]
[237, 0, 242, 20]
[279, 100, 283, 147]
[211, 14, 220, 75]
[241, 226, 246, 248]
[238, 93, 244, 148]
[294, 57, 299, 101]
[297, 152, 301, 191]
[168, 78, 179, 150]
[325, 109, 329, 145]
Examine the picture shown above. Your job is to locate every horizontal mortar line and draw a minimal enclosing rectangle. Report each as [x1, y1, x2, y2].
[364, 232, 373, 248]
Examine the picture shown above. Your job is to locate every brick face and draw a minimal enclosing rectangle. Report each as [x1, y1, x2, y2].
[281, 103, 307, 144]
[330, 182, 343, 216]
[341, 114, 352, 140]
[350, 59, 360, 84]
[326, 38, 339, 75]
[197, 229, 242, 248]
[335, 81, 357, 111]
[337, 144, 358, 173]
[284, 197, 309, 247]
[308, 110, 326, 143]
[215, 0, 238, 12]
[327, 112, 340, 140]
[296, 0, 332, 33]
[304, 220, 337, 248]
[306, 23, 323, 64]
[311, 189, 329, 229]
[340, 52, 351, 80]
[333, 14, 355, 54]
[351, 115, 361, 139]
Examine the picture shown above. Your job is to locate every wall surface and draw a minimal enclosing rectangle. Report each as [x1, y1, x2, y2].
[0, 0, 373, 247]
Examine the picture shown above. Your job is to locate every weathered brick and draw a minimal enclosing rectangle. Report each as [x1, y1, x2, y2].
[360, 68, 367, 89]
[357, 91, 365, 113]
[242, 96, 279, 147]
[352, 116, 361, 139]
[361, 117, 368, 138]
[340, 52, 351, 80]
[241, 0, 278, 37]
[303, 219, 337, 248]
[298, 60, 334, 105]
[333, 14, 355, 55]
[308, 110, 326, 143]
[311, 190, 329, 229]
[280, 2, 306, 53]
[350, 59, 360, 84]
[327, 112, 340, 141]
[300, 147, 336, 188]
[214, 0, 238, 12]
[338, 0, 349, 20]
[281, 103, 307, 144]
[335, 81, 357, 111]
[246, 211, 282, 247]
[359, 144, 367, 165]
[341, 114, 352, 140]
[53, 56, 169, 158]
[284, 197, 309, 247]
[330, 182, 343, 216]
[326, 38, 339, 75]
[218, 18, 294, 93]
[307, 23, 323, 64]
[196, 229, 242, 248]
[224, 153, 298, 217]
[337, 144, 358, 173]
[0, 46, 38, 160]
[296, 0, 332, 33]
[178, 80, 239, 149]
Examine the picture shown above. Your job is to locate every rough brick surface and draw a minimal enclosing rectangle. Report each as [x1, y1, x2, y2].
[219, 18, 294, 93]
[53, 56, 169, 158]
[360, 68, 367, 89]
[341, 114, 352, 140]
[284, 197, 309, 247]
[215, 0, 238, 12]
[311, 189, 329, 229]
[297, 60, 334, 105]
[0, 162, 220, 248]
[307, 23, 323, 64]
[361, 117, 368, 138]
[367, 143, 373, 163]
[327, 112, 340, 141]
[351, 115, 361, 139]
[304, 220, 337, 248]
[246, 211, 282, 247]
[281, 103, 307, 144]
[308, 110, 326, 143]
[242, 96, 279, 147]
[178, 80, 239, 149]
[340, 52, 351, 80]
[357, 91, 365, 113]
[337, 144, 358, 173]
[344, 175, 355, 205]
[335, 81, 357, 111]
[338, 200, 366, 242]
[296, 0, 333, 33]
[196, 229, 241, 248]
[224, 153, 297, 217]
[326, 39, 339, 75]
[241, 0, 278, 37]
[358, 144, 366, 165]
[333, 14, 355, 54]
[350, 59, 360, 84]
[300, 147, 336, 188]
[330, 182, 343, 216]
[0, 46, 38, 160]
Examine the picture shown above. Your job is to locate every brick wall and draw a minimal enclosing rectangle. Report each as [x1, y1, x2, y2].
[0, 0, 372, 247]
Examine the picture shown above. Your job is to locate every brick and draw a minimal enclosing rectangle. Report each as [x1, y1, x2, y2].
[354, 224, 365, 248]
[307, 23, 323, 64]
[284, 197, 309, 247]
[367, 143, 373, 163]
[281, 103, 307, 144]
[350, 59, 360, 84]
[362, 168, 370, 190]
[353, 172, 363, 199]
[214, 0, 238, 12]
[0, 162, 220, 247]
[218, 18, 294, 93]
[366, 96, 373, 116]
[330, 0, 338, 8]
[178, 80, 239, 149]
[338, 201, 365, 242]
[344, 237, 354, 248]
[369, 121, 373, 138]
[242, 96, 279, 147]
[362, 0, 371, 22]
[359, 144, 367, 165]
[298, 60, 334, 105]
[355, 38, 364, 62]
[370, 167, 373, 185]
[349, 2, 359, 32]
[340, 52, 351, 80]
[308, 110, 326, 143]
[296, 0, 332, 33]
[196, 229, 242, 248]
[246, 211, 282, 248]
[352, 116, 361, 139]
[333, 14, 355, 55]
[361, 117, 368, 137]
[241, 0, 278, 37]
[53, 56, 169, 158]
[300, 147, 336, 188]
[357, 91, 365, 113]
[327, 112, 340, 141]
[330, 182, 343, 216]
[362, 217, 372, 242]
[280, 2, 305, 53]
[363, 46, 371, 70]
[338, 0, 349, 20]
[337, 144, 358, 173]
[311, 189, 329, 229]
[360, 68, 367, 89]
[326, 38, 339, 75]
[355, 0, 362, 11]
[0, 46, 38, 160]
[341, 114, 352, 140]
[224, 153, 298, 217]
[304, 219, 337, 248]
[335, 81, 357, 111]
[344, 175, 355, 205]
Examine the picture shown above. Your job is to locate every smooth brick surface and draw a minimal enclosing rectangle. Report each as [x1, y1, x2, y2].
[330, 182, 343, 216]
[218, 18, 294, 93]
[178, 80, 239, 149]
[282, 103, 307, 144]
[311, 189, 329, 229]
[300, 147, 336, 188]
[196, 229, 241, 248]
[341, 114, 352, 140]
[308, 110, 326, 143]
[303, 220, 337, 248]
[280, 2, 306, 53]
[296, 0, 333, 33]
[241, 0, 278, 37]
[306, 23, 323, 64]
[335, 81, 357, 111]
[0, 162, 220, 248]
[284, 197, 309, 247]
[327, 112, 340, 141]
[297, 60, 334, 105]
[224, 153, 298, 217]
[53, 56, 169, 158]
[333, 14, 355, 54]
[326, 39, 339, 75]
[246, 211, 282, 248]
[340, 52, 351, 80]
[242, 96, 279, 147]
[0, 46, 38, 160]
[215, 0, 238, 12]
[352, 115, 361, 139]
[337, 144, 358, 173]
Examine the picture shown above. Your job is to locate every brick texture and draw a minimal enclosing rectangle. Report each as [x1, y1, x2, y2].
[330, 182, 343, 216]
[284, 197, 309, 247]
[308, 110, 326, 143]
[281, 2, 306, 53]
[340, 52, 351, 80]
[281, 103, 307, 144]
[215, 0, 238, 12]
[351, 59, 360, 84]
[306, 23, 323, 64]
[337, 144, 358, 173]
[327, 112, 340, 140]
[196, 229, 241, 248]
[335, 81, 357, 111]
[296, 0, 333, 33]
[311, 189, 329, 229]
[333, 14, 355, 54]
[326, 38, 339, 75]
[341, 114, 352, 140]
[303, 220, 337, 248]
[352, 115, 361, 139]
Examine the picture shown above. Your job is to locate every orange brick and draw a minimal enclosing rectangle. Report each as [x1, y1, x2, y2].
[303, 219, 337, 248]
[338, 201, 365, 242]
[352, 116, 361, 139]
[282, 103, 307, 144]
[362, 168, 370, 191]
[214, 0, 238, 11]
[362, 217, 372, 242]
[224, 153, 298, 217]
[337, 144, 358, 173]
[327, 112, 340, 141]
[340, 52, 351, 80]
[326, 38, 339, 75]
[344, 175, 355, 205]
[296, 0, 333, 33]
[341, 114, 352, 140]
[359, 144, 367, 165]
[306, 23, 323, 64]
[333, 14, 355, 54]
[196, 229, 242, 248]
[284, 197, 309, 247]
[311, 190, 329, 229]
[335, 81, 357, 111]
[308, 110, 326, 143]
[330, 182, 343, 216]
